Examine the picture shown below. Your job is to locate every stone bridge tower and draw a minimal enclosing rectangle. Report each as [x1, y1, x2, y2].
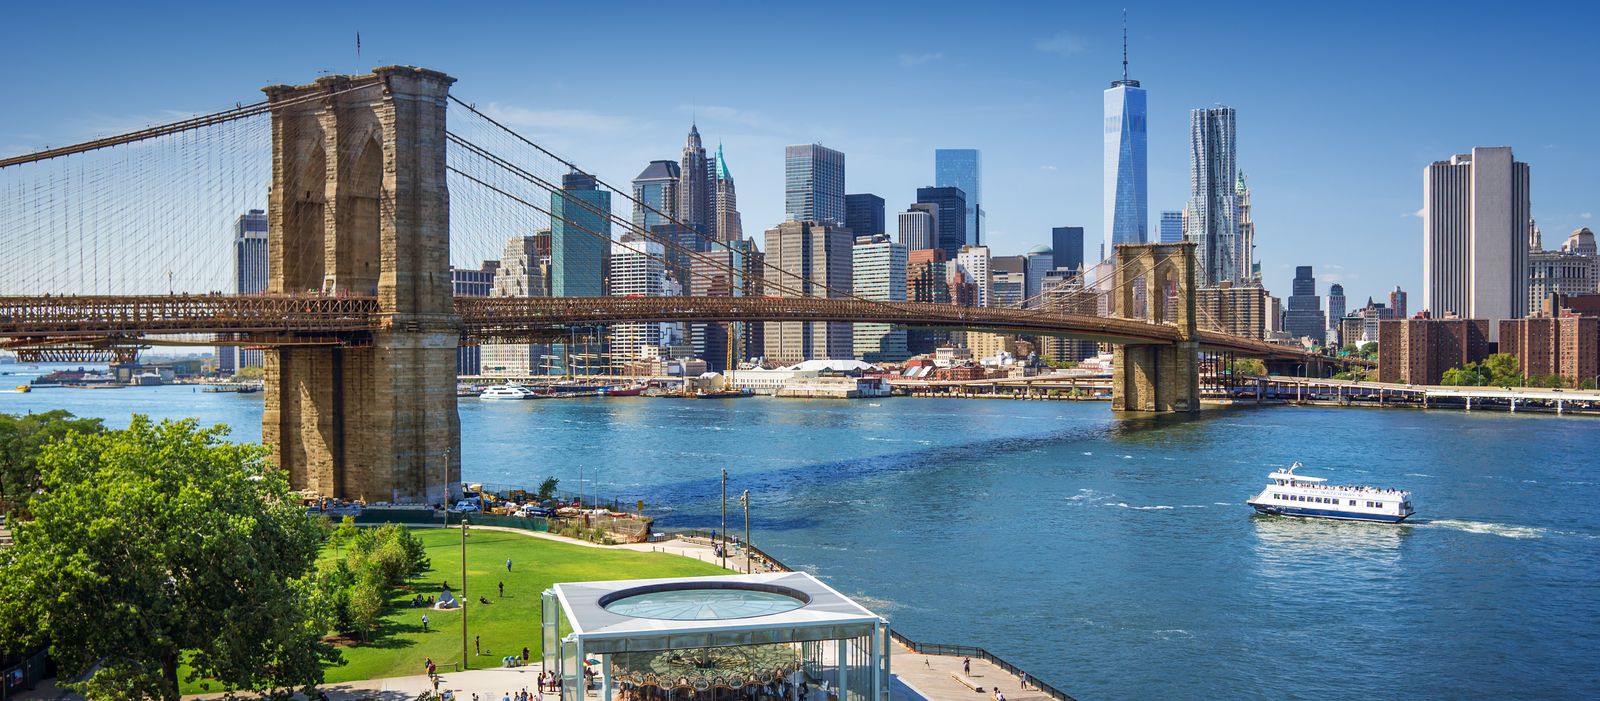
[261, 66, 461, 503]
[1111, 242, 1200, 412]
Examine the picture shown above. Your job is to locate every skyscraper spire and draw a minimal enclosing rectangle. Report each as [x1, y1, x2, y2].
[1122, 9, 1129, 82]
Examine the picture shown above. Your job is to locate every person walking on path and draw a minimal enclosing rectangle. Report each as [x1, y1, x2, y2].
[963, 657, 971, 675]
[426, 657, 436, 678]
[422, 613, 430, 632]
[1020, 672, 1030, 690]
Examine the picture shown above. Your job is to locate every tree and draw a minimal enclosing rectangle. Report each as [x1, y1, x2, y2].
[1480, 353, 1523, 387]
[1227, 358, 1267, 376]
[537, 476, 560, 503]
[0, 416, 334, 700]
[1440, 365, 1487, 386]
[231, 366, 265, 381]
[1340, 343, 1359, 356]
[1359, 342, 1379, 358]
[0, 410, 105, 518]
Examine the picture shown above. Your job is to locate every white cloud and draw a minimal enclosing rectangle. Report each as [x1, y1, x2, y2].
[1035, 32, 1087, 57]
[480, 103, 636, 134]
[1403, 207, 1424, 218]
[1039, 165, 1058, 171]
[1581, 212, 1593, 220]
[897, 52, 943, 67]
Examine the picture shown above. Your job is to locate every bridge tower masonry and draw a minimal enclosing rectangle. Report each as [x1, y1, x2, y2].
[1112, 242, 1200, 412]
[261, 67, 461, 503]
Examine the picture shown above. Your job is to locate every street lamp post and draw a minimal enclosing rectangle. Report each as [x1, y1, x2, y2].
[461, 515, 469, 670]
[741, 489, 750, 574]
[720, 469, 728, 570]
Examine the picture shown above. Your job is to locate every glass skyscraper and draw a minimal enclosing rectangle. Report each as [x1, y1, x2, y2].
[1051, 226, 1085, 274]
[935, 149, 981, 246]
[916, 186, 968, 261]
[785, 144, 845, 225]
[1103, 49, 1147, 260]
[630, 160, 679, 231]
[551, 172, 610, 297]
[1158, 211, 1183, 243]
[845, 193, 885, 237]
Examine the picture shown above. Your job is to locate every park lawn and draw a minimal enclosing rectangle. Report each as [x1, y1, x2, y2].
[180, 526, 728, 694]
[320, 527, 729, 684]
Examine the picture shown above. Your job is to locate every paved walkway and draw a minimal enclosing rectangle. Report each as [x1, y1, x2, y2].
[889, 644, 1052, 701]
[17, 648, 1048, 701]
[17, 666, 549, 700]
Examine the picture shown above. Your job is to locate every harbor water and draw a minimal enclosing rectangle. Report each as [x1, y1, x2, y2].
[2, 379, 1597, 699]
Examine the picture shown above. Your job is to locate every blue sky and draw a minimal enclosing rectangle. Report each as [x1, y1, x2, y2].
[4, 0, 1598, 304]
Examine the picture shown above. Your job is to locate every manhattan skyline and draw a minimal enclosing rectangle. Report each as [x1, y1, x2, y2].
[3, 1, 1599, 304]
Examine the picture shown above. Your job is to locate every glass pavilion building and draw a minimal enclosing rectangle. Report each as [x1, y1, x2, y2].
[544, 572, 890, 701]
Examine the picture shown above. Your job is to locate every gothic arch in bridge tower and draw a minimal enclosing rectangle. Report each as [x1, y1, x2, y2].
[332, 133, 384, 296]
[261, 66, 461, 504]
[1111, 242, 1199, 413]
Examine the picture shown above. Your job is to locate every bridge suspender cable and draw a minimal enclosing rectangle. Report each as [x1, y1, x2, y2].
[0, 81, 377, 170]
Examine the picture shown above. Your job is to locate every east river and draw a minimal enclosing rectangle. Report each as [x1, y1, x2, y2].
[3, 377, 1597, 699]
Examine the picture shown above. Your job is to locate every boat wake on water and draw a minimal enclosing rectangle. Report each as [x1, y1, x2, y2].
[1417, 519, 1547, 539]
[1109, 502, 1174, 511]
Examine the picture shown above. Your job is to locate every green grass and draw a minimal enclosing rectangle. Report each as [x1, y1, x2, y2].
[179, 526, 728, 693]
[319, 527, 728, 684]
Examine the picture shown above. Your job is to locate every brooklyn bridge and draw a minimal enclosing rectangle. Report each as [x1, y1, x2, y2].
[0, 66, 1322, 503]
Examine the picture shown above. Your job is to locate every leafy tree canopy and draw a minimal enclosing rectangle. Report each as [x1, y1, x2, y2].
[0, 410, 105, 518]
[0, 416, 333, 700]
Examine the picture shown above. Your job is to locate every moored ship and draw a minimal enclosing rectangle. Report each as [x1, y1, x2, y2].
[1247, 462, 1414, 523]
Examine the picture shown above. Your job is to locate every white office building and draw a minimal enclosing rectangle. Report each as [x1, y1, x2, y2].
[851, 235, 908, 361]
[1423, 146, 1530, 339]
[610, 239, 677, 363]
[956, 245, 992, 307]
[480, 235, 548, 377]
[897, 209, 936, 251]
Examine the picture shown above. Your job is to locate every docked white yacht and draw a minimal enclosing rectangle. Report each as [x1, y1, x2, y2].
[479, 383, 539, 400]
[1247, 462, 1414, 523]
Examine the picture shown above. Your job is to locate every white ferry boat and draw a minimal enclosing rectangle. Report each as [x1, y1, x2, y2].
[1247, 463, 1414, 523]
[479, 383, 539, 400]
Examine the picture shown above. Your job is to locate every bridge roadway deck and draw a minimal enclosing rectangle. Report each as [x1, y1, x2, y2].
[0, 294, 1306, 357]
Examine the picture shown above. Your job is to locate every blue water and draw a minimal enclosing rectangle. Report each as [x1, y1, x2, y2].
[4, 375, 1598, 699]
